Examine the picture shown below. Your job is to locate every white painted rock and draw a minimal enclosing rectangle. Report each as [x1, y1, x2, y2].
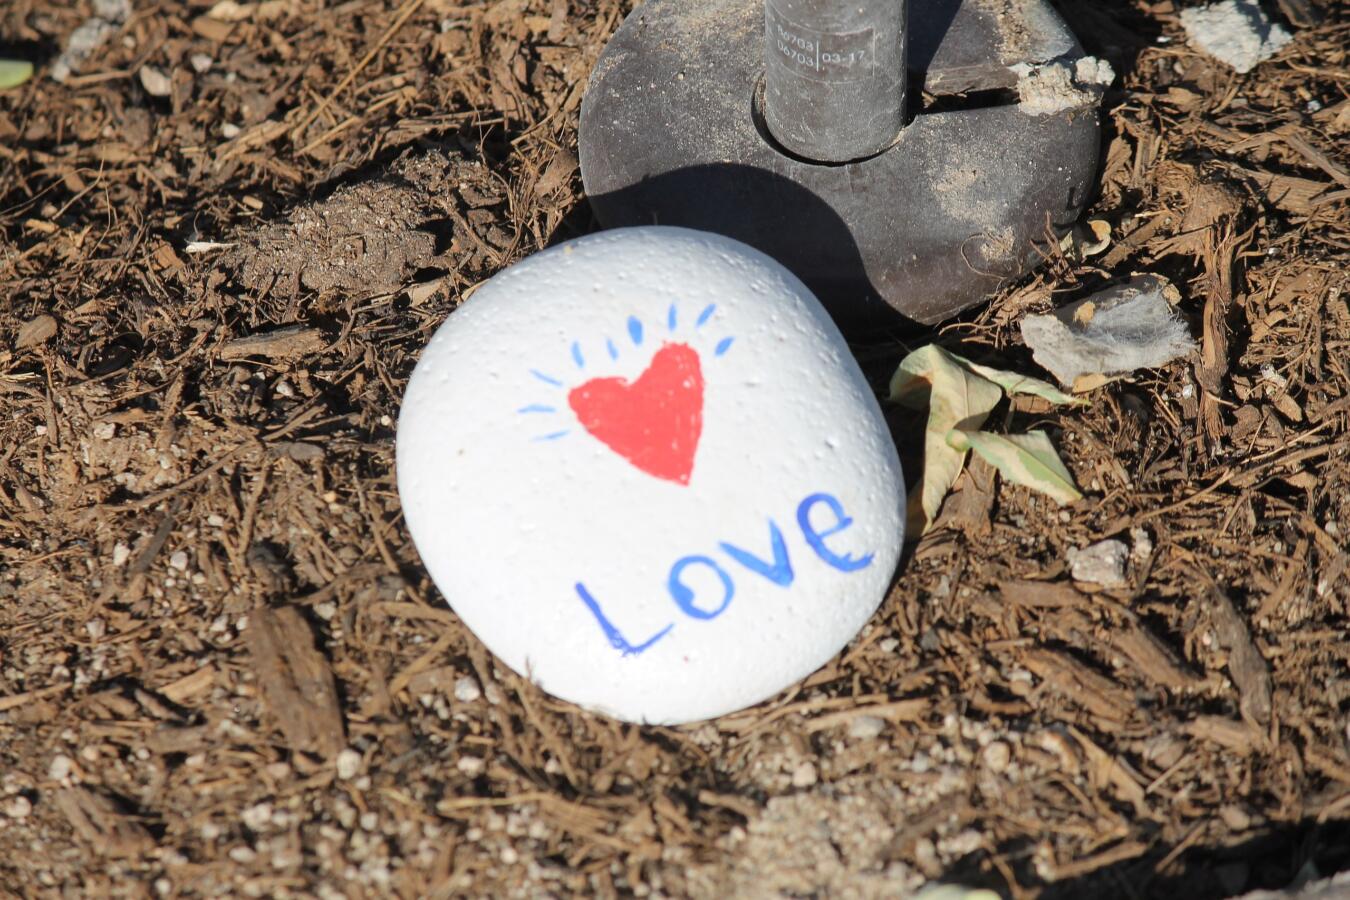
[396, 226, 904, 724]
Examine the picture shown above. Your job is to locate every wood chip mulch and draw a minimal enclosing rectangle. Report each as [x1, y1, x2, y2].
[1, 0, 1347, 897]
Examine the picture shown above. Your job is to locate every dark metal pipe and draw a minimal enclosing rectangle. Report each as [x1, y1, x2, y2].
[762, 0, 907, 163]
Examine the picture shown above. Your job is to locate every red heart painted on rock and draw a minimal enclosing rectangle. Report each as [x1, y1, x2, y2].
[568, 342, 704, 485]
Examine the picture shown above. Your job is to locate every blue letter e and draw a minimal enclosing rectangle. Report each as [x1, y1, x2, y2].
[797, 493, 874, 573]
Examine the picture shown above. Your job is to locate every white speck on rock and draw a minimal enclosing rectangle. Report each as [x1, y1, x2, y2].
[1067, 539, 1130, 588]
[1011, 56, 1114, 116]
[1180, 0, 1292, 74]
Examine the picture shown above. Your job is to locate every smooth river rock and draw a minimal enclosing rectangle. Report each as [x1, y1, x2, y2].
[396, 226, 904, 724]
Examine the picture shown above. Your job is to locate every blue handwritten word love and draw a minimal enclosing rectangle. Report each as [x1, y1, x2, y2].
[575, 492, 873, 656]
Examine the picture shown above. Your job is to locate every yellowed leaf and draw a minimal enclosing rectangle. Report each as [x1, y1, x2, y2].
[889, 345, 1003, 532]
[0, 60, 33, 90]
[947, 429, 1082, 505]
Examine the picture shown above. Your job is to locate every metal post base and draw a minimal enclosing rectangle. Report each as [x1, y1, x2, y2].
[578, 0, 1107, 329]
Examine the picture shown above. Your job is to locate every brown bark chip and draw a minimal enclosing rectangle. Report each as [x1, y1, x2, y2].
[54, 789, 152, 859]
[218, 324, 325, 360]
[15, 314, 57, 350]
[246, 605, 345, 759]
[1108, 621, 1205, 692]
[1206, 585, 1274, 729]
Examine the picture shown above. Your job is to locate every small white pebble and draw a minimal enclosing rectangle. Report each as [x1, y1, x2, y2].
[92, 422, 116, 440]
[335, 748, 362, 781]
[359, 811, 379, 831]
[981, 740, 1012, 773]
[111, 542, 131, 567]
[241, 802, 272, 831]
[5, 796, 32, 819]
[189, 53, 213, 74]
[456, 756, 486, 777]
[848, 715, 886, 740]
[207, 514, 226, 527]
[228, 846, 256, 864]
[138, 65, 172, 97]
[791, 761, 818, 788]
[315, 602, 338, 621]
[453, 676, 482, 703]
[221, 122, 242, 139]
[85, 618, 106, 640]
[48, 755, 73, 782]
[169, 551, 188, 571]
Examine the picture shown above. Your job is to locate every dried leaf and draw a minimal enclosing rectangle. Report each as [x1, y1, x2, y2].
[889, 345, 1003, 531]
[890, 346, 1082, 532]
[0, 60, 33, 90]
[947, 429, 1082, 505]
[948, 350, 1085, 407]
